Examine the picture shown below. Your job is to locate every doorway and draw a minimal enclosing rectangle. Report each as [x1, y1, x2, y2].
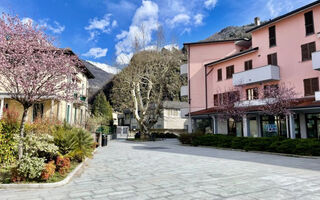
[306, 114, 320, 138]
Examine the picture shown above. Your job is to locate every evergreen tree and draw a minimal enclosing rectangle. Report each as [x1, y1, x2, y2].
[92, 91, 113, 124]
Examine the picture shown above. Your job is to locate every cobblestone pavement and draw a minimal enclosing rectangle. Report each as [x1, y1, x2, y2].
[1, 139, 320, 200]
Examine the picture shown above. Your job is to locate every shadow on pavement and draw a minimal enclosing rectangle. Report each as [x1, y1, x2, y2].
[128, 139, 320, 172]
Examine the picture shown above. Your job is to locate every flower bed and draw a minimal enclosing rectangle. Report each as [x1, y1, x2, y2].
[179, 133, 320, 156]
[0, 114, 95, 184]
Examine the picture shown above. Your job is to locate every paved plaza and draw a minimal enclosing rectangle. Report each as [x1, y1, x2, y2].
[1, 139, 320, 199]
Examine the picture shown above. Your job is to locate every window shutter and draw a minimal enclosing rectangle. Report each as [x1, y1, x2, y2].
[312, 78, 319, 93]
[301, 44, 308, 61]
[309, 42, 316, 58]
[214, 94, 218, 106]
[268, 54, 272, 65]
[272, 53, 278, 66]
[304, 79, 311, 96]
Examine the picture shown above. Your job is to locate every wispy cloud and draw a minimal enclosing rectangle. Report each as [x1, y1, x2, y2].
[85, 14, 117, 41]
[204, 0, 218, 10]
[22, 17, 65, 34]
[82, 47, 108, 58]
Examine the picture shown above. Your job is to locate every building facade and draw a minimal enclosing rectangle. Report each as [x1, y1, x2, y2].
[0, 49, 95, 127]
[184, 1, 320, 139]
[118, 101, 188, 133]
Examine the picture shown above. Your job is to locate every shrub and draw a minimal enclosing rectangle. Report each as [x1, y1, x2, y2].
[12, 156, 45, 181]
[53, 126, 74, 155]
[41, 161, 56, 180]
[67, 128, 94, 162]
[25, 118, 61, 135]
[56, 156, 71, 175]
[178, 134, 320, 156]
[23, 133, 59, 161]
[0, 120, 18, 167]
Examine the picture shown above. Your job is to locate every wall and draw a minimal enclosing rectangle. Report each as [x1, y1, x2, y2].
[188, 42, 240, 112]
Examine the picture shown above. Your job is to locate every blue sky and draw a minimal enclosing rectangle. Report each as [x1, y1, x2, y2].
[0, 0, 315, 68]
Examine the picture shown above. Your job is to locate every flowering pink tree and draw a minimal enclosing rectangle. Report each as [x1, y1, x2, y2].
[0, 14, 80, 159]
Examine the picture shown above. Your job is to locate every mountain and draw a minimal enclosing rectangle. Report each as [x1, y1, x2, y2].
[86, 60, 120, 74]
[82, 60, 114, 101]
[203, 24, 256, 41]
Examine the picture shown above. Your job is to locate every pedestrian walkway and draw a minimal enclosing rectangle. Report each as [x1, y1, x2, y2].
[1, 139, 320, 199]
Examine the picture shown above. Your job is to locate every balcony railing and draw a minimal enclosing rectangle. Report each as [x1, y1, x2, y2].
[180, 86, 188, 97]
[312, 51, 320, 70]
[180, 64, 188, 76]
[233, 65, 280, 86]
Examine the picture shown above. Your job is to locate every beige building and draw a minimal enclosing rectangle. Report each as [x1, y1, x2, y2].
[118, 101, 188, 132]
[0, 50, 95, 127]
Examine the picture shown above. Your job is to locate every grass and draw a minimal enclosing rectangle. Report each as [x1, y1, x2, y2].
[0, 167, 12, 184]
[0, 161, 80, 184]
[47, 161, 79, 183]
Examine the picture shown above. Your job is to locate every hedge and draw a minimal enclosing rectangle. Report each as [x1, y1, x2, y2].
[178, 133, 320, 156]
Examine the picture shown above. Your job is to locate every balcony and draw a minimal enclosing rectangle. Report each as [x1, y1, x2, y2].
[233, 65, 280, 86]
[312, 51, 320, 70]
[180, 64, 188, 76]
[180, 86, 188, 97]
[316, 91, 320, 101]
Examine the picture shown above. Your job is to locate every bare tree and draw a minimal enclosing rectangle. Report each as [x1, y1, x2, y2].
[111, 50, 183, 138]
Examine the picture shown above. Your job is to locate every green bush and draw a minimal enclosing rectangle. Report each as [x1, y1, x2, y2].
[23, 133, 59, 161]
[67, 128, 94, 162]
[13, 155, 45, 181]
[0, 120, 18, 167]
[178, 134, 320, 156]
[53, 126, 74, 155]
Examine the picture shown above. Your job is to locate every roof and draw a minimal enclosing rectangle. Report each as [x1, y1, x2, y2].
[205, 47, 259, 67]
[62, 48, 95, 79]
[247, 0, 320, 33]
[80, 61, 95, 79]
[163, 101, 188, 109]
[183, 38, 246, 46]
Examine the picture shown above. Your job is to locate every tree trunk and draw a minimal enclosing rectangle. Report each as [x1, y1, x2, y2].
[18, 106, 29, 160]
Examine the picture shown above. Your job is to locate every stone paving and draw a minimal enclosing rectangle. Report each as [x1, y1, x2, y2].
[1, 139, 320, 200]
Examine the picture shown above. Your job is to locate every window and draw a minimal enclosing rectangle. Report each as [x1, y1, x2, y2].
[226, 65, 234, 79]
[263, 84, 279, 98]
[33, 103, 44, 121]
[217, 69, 222, 81]
[304, 77, 319, 96]
[244, 60, 253, 71]
[269, 26, 276, 47]
[301, 42, 316, 61]
[267, 53, 278, 66]
[214, 91, 239, 106]
[246, 88, 259, 100]
[304, 11, 314, 35]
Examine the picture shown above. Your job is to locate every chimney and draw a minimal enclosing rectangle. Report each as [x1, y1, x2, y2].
[254, 17, 261, 26]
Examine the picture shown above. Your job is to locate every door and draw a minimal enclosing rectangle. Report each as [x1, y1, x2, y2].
[249, 117, 258, 137]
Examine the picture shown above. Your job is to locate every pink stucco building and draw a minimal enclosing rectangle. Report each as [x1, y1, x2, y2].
[183, 1, 320, 138]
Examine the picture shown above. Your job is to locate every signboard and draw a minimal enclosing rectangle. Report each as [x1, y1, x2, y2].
[264, 124, 277, 132]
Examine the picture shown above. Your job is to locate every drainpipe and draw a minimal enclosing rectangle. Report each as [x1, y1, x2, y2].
[187, 45, 192, 134]
[205, 65, 208, 110]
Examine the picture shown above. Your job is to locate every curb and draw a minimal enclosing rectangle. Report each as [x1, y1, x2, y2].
[181, 144, 320, 159]
[0, 149, 98, 189]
